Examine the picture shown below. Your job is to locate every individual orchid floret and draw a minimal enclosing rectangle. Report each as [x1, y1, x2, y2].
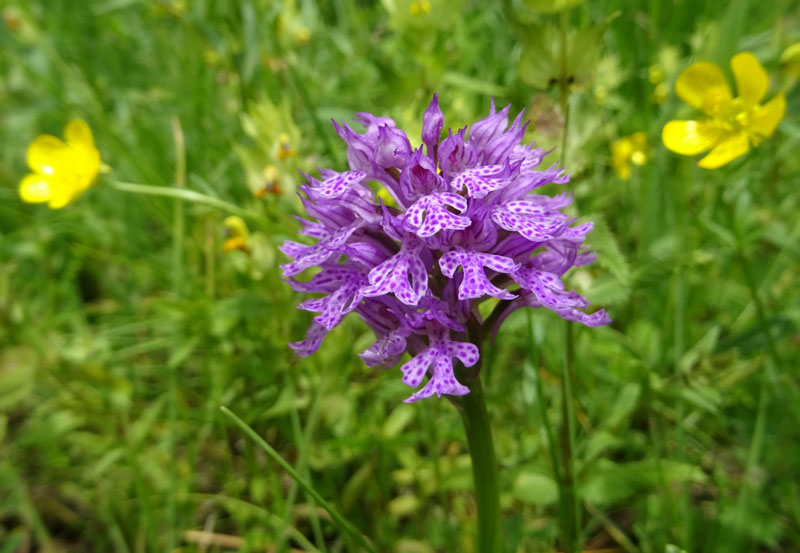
[400, 327, 477, 403]
[361, 239, 429, 305]
[421, 93, 444, 156]
[283, 95, 609, 402]
[404, 192, 471, 237]
[376, 125, 413, 169]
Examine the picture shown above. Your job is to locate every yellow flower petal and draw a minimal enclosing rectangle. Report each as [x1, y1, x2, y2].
[662, 120, 723, 155]
[675, 62, 732, 115]
[697, 132, 749, 169]
[731, 52, 768, 106]
[26, 135, 68, 175]
[64, 119, 95, 150]
[749, 93, 786, 142]
[20, 172, 81, 209]
[47, 183, 82, 209]
[21, 120, 101, 209]
[19, 173, 53, 203]
[629, 132, 648, 166]
[64, 119, 101, 187]
[222, 216, 249, 239]
[223, 236, 248, 253]
[611, 138, 633, 180]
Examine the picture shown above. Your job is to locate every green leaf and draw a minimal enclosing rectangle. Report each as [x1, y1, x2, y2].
[0, 532, 25, 553]
[261, 385, 308, 420]
[0, 347, 36, 410]
[603, 383, 640, 429]
[583, 430, 622, 463]
[388, 494, 422, 518]
[588, 218, 631, 284]
[518, 24, 603, 90]
[382, 405, 415, 439]
[129, 396, 166, 446]
[523, 0, 584, 13]
[511, 471, 559, 506]
[220, 406, 378, 553]
[168, 336, 199, 369]
[582, 459, 706, 506]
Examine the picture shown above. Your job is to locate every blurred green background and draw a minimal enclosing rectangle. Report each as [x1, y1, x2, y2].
[1, 0, 799, 552]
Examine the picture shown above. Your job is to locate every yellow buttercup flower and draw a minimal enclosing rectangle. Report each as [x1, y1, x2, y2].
[222, 216, 250, 254]
[612, 132, 648, 180]
[662, 52, 785, 169]
[19, 119, 102, 209]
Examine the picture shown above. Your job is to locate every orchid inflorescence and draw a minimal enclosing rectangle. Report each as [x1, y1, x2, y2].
[281, 95, 610, 402]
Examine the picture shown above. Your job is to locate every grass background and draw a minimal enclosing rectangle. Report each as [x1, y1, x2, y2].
[1, 0, 799, 552]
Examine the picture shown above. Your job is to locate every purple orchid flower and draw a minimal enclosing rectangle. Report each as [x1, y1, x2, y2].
[283, 94, 610, 403]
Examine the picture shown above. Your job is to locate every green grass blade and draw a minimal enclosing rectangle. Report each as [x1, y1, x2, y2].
[219, 406, 378, 553]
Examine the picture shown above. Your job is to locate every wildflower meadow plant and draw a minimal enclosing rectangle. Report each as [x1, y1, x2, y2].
[222, 215, 250, 254]
[283, 94, 609, 402]
[19, 119, 103, 209]
[662, 52, 785, 168]
[612, 132, 648, 180]
[282, 95, 609, 550]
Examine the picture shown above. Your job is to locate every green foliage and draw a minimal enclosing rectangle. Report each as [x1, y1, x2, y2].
[1, 0, 800, 552]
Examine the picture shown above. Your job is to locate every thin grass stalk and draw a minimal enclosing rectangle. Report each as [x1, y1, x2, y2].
[558, 8, 581, 552]
[526, 312, 567, 550]
[107, 180, 256, 220]
[219, 406, 378, 553]
[204, 218, 216, 298]
[275, 379, 329, 553]
[166, 117, 187, 553]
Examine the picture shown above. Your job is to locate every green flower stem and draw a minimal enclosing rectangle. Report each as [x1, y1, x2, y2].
[457, 377, 502, 553]
[560, 321, 581, 553]
[106, 180, 257, 220]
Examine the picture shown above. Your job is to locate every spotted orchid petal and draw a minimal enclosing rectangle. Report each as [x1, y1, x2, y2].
[361, 241, 429, 306]
[439, 249, 518, 300]
[450, 165, 508, 198]
[404, 193, 471, 237]
[401, 333, 478, 402]
[491, 200, 570, 242]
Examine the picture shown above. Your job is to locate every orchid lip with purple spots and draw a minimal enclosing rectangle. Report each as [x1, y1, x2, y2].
[283, 94, 610, 402]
